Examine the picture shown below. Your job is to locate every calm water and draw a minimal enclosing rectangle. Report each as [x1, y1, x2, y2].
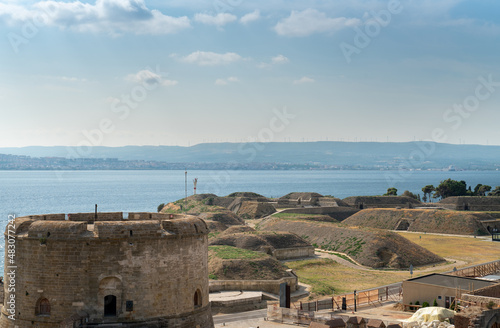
[1, 169, 500, 267]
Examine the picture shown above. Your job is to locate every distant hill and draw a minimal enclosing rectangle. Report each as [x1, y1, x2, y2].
[1, 141, 500, 169]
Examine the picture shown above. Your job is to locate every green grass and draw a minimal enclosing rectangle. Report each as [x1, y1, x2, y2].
[209, 245, 266, 260]
[208, 231, 220, 239]
[286, 258, 411, 296]
[272, 212, 328, 219]
[330, 252, 355, 264]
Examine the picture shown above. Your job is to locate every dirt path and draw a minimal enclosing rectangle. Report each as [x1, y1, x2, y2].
[314, 249, 467, 274]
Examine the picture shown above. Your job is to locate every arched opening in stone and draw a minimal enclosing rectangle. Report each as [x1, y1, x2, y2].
[35, 298, 50, 316]
[104, 295, 117, 317]
[194, 289, 202, 308]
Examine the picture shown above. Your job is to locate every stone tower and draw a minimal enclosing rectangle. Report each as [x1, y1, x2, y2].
[0, 212, 214, 328]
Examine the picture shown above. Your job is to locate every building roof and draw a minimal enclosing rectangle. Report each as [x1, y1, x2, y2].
[406, 273, 495, 290]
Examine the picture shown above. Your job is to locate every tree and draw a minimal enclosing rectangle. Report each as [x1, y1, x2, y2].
[384, 187, 398, 196]
[157, 203, 165, 212]
[474, 184, 491, 196]
[402, 190, 418, 200]
[422, 185, 435, 202]
[489, 186, 500, 196]
[434, 179, 467, 199]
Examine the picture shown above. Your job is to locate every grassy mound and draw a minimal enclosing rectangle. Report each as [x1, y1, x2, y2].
[221, 225, 256, 235]
[226, 192, 267, 199]
[160, 195, 227, 214]
[272, 212, 340, 223]
[210, 231, 311, 253]
[342, 208, 490, 235]
[260, 218, 444, 269]
[208, 245, 289, 280]
[343, 196, 421, 206]
[237, 201, 276, 219]
[199, 211, 244, 226]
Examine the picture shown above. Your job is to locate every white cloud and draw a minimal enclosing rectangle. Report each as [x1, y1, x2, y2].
[0, 0, 190, 35]
[240, 10, 260, 25]
[215, 79, 227, 86]
[271, 54, 289, 64]
[194, 12, 236, 28]
[215, 77, 239, 86]
[293, 76, 315, 84]
[126, 69, 178, 87]
[178, 51, 242, 66]
[274, 8, 359, 37]
[257, 54, 289, 68]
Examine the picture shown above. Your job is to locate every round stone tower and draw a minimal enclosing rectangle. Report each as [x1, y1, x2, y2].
[0, 212, 214, 328]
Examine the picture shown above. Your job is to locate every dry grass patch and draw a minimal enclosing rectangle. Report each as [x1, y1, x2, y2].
[286, 259, 410, 297]
[395, 232, 500, 265]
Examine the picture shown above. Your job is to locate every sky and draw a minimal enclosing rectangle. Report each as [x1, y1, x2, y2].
[1, 0, 500, 147]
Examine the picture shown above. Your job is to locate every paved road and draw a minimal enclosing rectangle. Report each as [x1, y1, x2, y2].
[213, 309, 267, 325]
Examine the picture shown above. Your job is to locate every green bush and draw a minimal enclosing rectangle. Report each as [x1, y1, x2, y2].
[157, 203, 165, 212]
[433, 299, 438, 306]
[422, 301, 429, 308]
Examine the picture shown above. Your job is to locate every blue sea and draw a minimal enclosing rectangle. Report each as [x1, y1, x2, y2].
[1, 169, 500, 268]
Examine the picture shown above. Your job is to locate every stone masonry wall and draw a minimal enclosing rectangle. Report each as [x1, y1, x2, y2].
[0, 214, 214, 328]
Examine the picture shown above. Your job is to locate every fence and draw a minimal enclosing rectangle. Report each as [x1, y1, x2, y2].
[295, 283, 402, 312]
[267, 304, 343, 325]
[445, 260, 500, 278]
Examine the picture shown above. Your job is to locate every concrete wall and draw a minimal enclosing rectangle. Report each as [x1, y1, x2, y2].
[273, 246, 315, 260]
[210, 294, 265, 314]
[402, 280, 471, 308]
[279, 207, 360, 221]
[0, 214, 214, 328]
[209, 273, 298, 295]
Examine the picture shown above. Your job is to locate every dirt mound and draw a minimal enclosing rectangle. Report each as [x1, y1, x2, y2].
[221, 225, 256, 235]
[208, 246, 289, 280]
[342, 208, 491, 235]
[343, 196, 422, 207]
[210, 231, 311, 252]
[210, 231, 312, 258]
[280, 192, 323, 200]
[260, 218, 444, 269]
[237, 201, 276, 219]
[185, 193, 218, 201]
[160, 197, 227, 215]
[205, 220, 228, 233]
[439, 196, 500, 205]
[227, 192, 267, 199]
[199, 211, 245, 226]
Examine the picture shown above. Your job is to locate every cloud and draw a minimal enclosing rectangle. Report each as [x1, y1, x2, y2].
[274, 8, 359, 37]
[178, 51, 242, 66]
[0, 0, 190, 35]
[194, 12, 236, 28]
[126, 69, 178, 86]
[293, 76, 315, 84]
[271, 54, 289, 64]
[257, 54, 289, 68]
[240, 10, 260, 25]
[215, 77, 239, 85]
